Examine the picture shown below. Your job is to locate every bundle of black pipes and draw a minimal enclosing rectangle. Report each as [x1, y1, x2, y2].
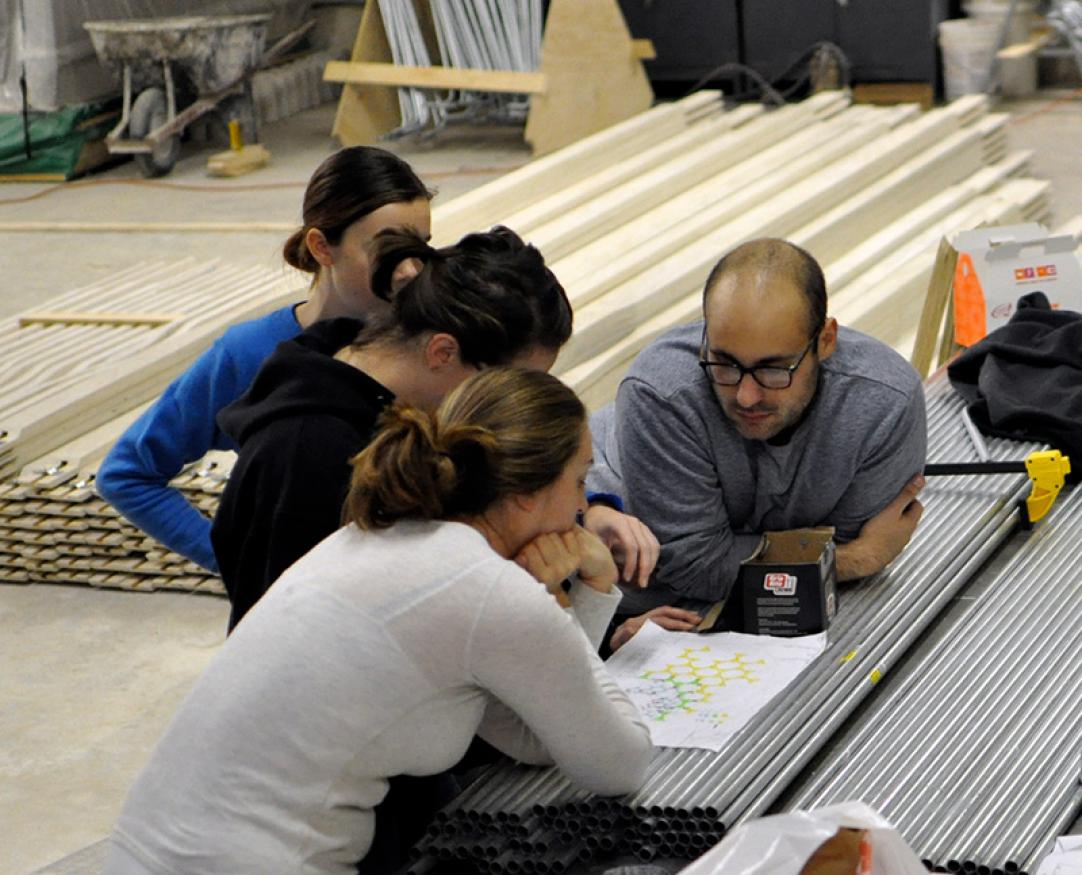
[406, 374, 1043, 873]
[787, 485, 1082, 875]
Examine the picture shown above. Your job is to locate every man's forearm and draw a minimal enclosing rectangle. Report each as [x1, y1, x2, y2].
[835, 538, 885, 582]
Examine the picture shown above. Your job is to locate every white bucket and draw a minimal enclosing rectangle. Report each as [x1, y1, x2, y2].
[939, 18, 1001, 100]
[962, 0, 1037, 45]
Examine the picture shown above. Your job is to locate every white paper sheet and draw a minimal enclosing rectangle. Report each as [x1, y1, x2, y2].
[605, 621, 827, 751]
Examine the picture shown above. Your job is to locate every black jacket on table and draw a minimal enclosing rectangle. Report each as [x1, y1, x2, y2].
[211, 317, 393, 630]
[948, 291, 1082, 482]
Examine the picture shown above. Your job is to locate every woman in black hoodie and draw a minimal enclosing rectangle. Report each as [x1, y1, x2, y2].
[209, 226, 666, 874]
[212, 226, 573, 630]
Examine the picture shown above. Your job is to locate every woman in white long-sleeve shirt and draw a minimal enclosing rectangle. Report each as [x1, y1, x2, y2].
[105, 367, 653, 875]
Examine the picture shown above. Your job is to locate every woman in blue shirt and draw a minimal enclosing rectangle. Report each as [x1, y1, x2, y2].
[96, 147, 432, 572]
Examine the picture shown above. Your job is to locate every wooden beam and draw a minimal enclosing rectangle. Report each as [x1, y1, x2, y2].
[910, 237, 961, 378]
[431, 91, 724, 245]
[0, 222, 293, 233]
[499, 105, 762, 239]
[523, 0, 654, 156]
[529, 93, 851, 263]
[18, 312, 182, 329]
[323, 60, 548, 95]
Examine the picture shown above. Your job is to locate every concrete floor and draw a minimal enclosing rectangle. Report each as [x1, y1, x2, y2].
[2, 92, 1081, 874]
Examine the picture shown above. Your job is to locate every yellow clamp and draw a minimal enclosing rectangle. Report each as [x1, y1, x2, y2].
[1023, 450, 1072, 525]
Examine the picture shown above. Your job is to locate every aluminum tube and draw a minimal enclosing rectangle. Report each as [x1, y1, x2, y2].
[683, 485, 1020, 814]
[437, 764, 506, 819]
[1019, 787, 1082, 871]
[900, 519, 1082, 847]
[974, 754, 1081, 869]
[940, 694, 1081, 866]
[656, 490, 975, 811]
[474, 767, 549, 818]
[460, 765, 563, 819]
[721, 507, 1023, 827]
[624, 749, 708, 811]
[943, 736, 1081, 868]
[833, 523, 1082, 823]
[664, 487, 1017, 817]
[454, 764, 533, 815]
[908, 592, 1077, 847]
[888, 551, 1082, 839]
[934, 655, 1082, 859]
[500, 766, 571, 813]
[791, 490, 1076, 809]
[870, 598, 1080, 846]
[792, 488, 1077, 809]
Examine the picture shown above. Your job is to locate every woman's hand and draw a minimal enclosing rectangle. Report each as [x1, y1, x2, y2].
[514, 526, 619, 605]
[582, 505, 660, 589]
[608, 606, 703, 653]
[514, 531, 580, 606]
[570, 525, 619, 593]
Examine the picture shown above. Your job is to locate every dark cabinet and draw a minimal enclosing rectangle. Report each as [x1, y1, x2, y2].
[618, 0, 950, 86]
[618, 0, 741, 82]
[742, 0, 835, 82]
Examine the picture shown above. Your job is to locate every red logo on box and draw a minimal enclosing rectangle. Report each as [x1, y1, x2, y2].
[764, 572, 797, 596]
[1016, 264, 1058, 282]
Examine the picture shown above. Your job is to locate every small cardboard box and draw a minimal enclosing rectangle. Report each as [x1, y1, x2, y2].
[740, 527, 837, 637]
[953, 223, 1082, 347]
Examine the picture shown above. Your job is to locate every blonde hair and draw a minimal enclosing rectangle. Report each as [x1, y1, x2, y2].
[347, 368, 585, 529]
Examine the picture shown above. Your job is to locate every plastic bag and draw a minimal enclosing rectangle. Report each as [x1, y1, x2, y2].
[678, 801, 928, 875]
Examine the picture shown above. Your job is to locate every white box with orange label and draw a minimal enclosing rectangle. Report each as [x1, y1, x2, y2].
[953, 223, 1082, 347]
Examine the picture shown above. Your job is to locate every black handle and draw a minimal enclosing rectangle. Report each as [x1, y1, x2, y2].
[924, 461, 1027, 476]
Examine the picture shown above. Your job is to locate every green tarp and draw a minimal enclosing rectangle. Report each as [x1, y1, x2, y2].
[0, 100, 119, 178]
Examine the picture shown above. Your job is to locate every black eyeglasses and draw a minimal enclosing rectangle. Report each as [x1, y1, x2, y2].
[698, 330, 819, 390]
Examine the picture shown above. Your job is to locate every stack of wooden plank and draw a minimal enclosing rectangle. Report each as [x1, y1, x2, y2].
[0, 89, 1075, 596]
[0, 259, 303, 482]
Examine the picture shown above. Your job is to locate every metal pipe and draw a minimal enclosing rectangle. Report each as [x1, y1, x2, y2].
[828, 519, 1080, 826]
[1019, 786, 1082, 871]
[722, 505, 1024, 827]
[679, 485, 1019, 814]
[794, 509, 1069, 809]
[783, 489, 1082, 872]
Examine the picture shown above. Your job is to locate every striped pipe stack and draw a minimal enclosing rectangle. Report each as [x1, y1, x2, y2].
[405, 374, 1045, 871]
[787, 488, 1082, 875]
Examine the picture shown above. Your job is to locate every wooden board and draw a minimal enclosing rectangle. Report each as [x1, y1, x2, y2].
[431, 91, 723, 245]
[523, 0, 653, 156]
[18, 312, 181, 328]
[325, 61, 547, 94]
[853, 82, 934, 111]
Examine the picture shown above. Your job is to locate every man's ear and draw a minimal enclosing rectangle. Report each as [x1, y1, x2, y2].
[305, 228, 335, 269]
[423, 332, 462, 371]
[818, 317, 839, 361]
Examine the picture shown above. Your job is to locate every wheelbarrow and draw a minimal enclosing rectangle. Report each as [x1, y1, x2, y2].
[84, 15, 313, 177]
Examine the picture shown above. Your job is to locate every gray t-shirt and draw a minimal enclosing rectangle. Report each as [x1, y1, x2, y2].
[107, 520, 650, 875]
[589, 322, 927, 613]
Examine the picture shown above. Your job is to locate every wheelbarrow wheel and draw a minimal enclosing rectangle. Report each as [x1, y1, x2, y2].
[129, 87, 181, 178]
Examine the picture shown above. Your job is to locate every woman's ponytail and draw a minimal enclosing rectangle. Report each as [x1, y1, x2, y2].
[346, 404, 499, 529]
[369, 230, 440, 303]
[346, 369, 586, 531]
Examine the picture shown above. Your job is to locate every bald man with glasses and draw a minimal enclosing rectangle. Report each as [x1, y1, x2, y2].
[589, 238, 927, 621]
